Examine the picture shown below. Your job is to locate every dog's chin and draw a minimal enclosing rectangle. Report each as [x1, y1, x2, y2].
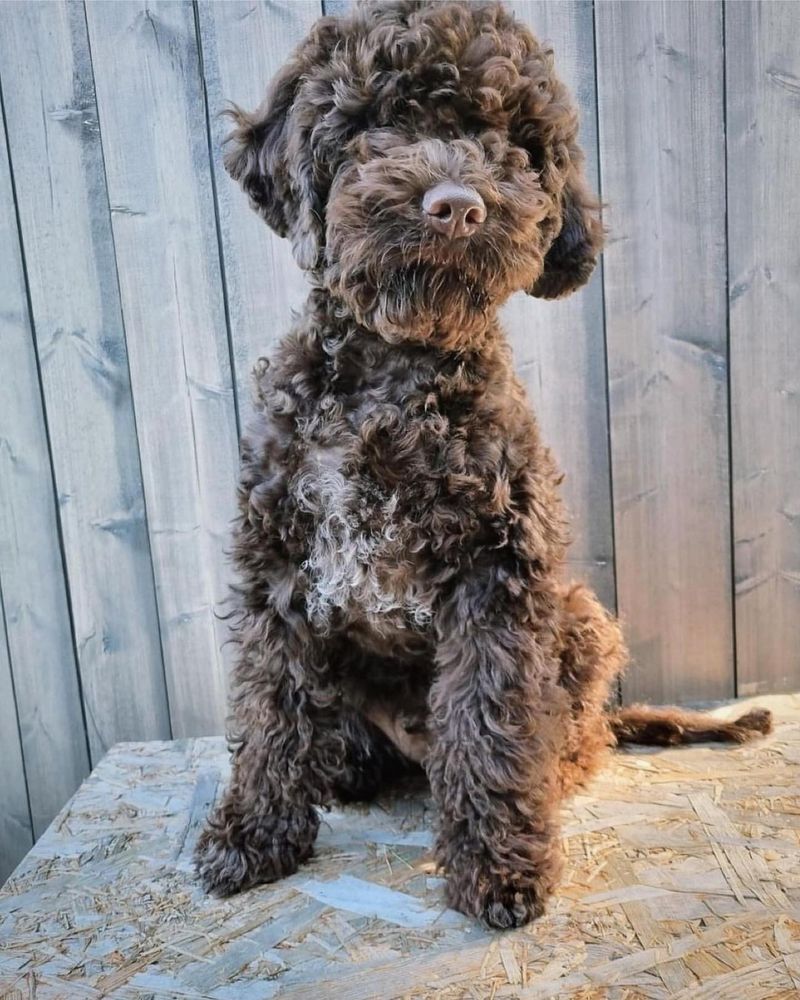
[329, 264, 522, 350]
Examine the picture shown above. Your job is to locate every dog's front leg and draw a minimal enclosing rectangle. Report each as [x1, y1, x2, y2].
[195, 607, 341, 896]
[427, 580, 567, 928]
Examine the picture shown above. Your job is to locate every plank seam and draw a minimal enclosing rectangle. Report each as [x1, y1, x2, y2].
[720, 0, 739, 699]
[0, 571, 35, 851]
[590, 0, 621, 699]
[193, 0, 242, 445]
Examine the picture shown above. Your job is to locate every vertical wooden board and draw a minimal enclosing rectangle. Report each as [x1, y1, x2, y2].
[85, 1, 240, 736]
[196, 0, 322, 427]
[596, 1, 733, 703]
[503, 1, 615, 610]
[0, 101, 90, 834]
[0, 2, 170, 756]
[727, 2, 800, 694]
[0, 601, 33, 883]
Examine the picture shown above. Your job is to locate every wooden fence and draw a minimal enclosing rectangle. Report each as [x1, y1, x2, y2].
[0, 0, 797, 879]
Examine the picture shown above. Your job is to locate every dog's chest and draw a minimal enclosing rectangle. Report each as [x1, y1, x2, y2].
[293, 438, 433, 635]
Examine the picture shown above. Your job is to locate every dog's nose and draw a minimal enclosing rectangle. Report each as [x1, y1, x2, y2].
[422, 181, 486, 238]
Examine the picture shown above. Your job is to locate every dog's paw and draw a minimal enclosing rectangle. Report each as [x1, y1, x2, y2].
[332, 765, 384, 804]
[194, 805, 319, 897]
[194, 825, 260, 897]
[479, 884, 546, 929]
[445, 864, 553, 930]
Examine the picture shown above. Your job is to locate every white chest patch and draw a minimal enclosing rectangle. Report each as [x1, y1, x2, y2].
[294, 457, 432, 633]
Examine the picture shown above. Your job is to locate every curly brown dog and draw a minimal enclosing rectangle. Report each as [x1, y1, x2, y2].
[195, 0, 772, 928]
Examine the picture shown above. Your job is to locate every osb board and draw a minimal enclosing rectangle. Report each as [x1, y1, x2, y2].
[1, 695, 799, 999]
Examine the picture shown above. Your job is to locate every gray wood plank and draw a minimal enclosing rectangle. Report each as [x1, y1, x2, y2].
[596, 1, 733, 703]
[0, 91, 90, 836]
[85, 1, 241, 736]
[727, 1, 800, 694]
[504, 0, 615, 610]
[0, 1, 170, 756]
[196, 0, 322, 427]
[0, 595, 34, 884]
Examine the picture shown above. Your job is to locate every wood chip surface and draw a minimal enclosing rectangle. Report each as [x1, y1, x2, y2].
[1, 695, 799, 999]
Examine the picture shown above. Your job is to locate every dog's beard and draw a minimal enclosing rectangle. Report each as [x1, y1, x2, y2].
[360, 264, 493, 347]
[326, 241, 543, 349]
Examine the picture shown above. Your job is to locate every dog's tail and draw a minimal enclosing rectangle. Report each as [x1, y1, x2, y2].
[608, 704, 773, 747]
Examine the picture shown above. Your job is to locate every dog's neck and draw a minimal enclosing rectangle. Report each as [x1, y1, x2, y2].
[296, 287, 521, 414]
[308, 284, 504, 356]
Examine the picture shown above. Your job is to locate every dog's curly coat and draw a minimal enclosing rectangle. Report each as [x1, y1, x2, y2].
[196, 0, 772, 928]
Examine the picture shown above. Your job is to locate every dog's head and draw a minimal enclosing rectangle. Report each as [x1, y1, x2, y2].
[225, 0, 602, 347]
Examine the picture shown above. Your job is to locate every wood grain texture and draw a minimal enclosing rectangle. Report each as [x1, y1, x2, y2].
[727, 2, 800, 695]
[0, 99, 90, 836]
[85, 1, 240, 736]
[0, 599, 33, 883]
[504, 0, 615, 610]
[0, 1, 170, 757]
[196, 0, 322, 428]
[596, 1, 734, 703]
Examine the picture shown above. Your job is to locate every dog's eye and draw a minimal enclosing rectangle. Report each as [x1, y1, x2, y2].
[516, 142, 545, 173]
[512, 123, 545, 171]
[524, 142, 545, 172]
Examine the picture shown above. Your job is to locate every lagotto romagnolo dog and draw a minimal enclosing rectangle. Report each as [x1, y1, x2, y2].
[195, 0, 772, 927]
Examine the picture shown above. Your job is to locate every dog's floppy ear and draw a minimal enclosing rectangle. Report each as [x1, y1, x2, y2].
[529, 160, 603, 300]
[224, 52, 324, 270]
[223, 58, 299, 238]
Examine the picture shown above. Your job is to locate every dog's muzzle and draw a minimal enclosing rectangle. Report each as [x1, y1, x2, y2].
[422, 181, 486, 239]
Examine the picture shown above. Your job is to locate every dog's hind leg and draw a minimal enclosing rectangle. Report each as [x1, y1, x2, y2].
[333, 708, 423, 803]
[333, 643, 431, 802]
[609, 704, 773, 746]
[556, 583, 627, 796]
[554, 583, 772, 774]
